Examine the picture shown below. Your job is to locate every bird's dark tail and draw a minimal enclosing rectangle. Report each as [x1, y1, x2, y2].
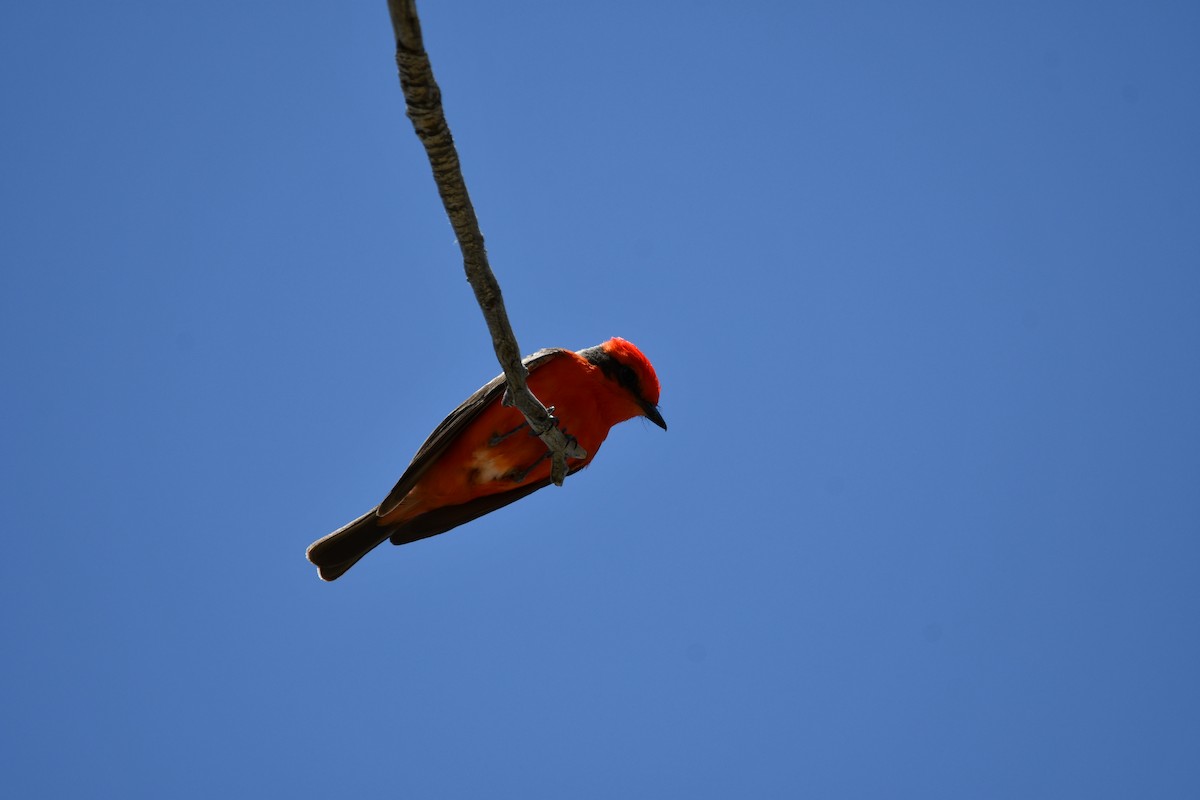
[306, 509, 394, 582]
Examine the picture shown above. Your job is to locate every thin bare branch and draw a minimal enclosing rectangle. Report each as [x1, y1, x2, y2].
[385, 0, 585, 485]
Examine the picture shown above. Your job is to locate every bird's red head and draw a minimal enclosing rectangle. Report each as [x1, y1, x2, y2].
[600, 337, 661, 405]
[580, 337, 666, 429]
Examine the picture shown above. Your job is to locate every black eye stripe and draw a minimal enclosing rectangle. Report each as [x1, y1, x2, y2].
[616, 363, 641, 396]
[581, 346, 645, 402]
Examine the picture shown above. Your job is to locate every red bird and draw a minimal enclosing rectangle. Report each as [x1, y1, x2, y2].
[306, 337, 665, 580]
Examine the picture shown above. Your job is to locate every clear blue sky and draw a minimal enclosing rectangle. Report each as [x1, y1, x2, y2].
[3, 2, 1198, 797]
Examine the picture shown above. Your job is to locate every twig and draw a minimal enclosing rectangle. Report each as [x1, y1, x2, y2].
[386, 0, 585, 485]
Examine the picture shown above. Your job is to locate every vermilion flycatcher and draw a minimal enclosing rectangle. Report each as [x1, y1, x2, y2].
[306, 337, 665, 580]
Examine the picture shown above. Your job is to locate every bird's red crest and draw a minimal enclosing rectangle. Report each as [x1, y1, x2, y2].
[601, 337, 661, 405]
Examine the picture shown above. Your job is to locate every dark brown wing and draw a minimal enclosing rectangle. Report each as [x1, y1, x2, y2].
[376, 348, 568, 517]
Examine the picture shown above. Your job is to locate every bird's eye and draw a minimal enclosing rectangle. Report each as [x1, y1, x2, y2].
[617, 364, 640, 395]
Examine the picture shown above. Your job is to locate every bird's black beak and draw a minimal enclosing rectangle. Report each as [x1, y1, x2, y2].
[642, 402, 667, 430]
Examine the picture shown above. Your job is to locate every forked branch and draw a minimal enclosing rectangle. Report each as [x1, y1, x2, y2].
[386, 0, 585, 485]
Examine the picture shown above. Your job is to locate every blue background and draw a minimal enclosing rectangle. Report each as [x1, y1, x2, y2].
[3, 1, 1198, 796]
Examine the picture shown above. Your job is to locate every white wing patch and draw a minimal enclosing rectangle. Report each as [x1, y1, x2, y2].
[468, 448, 517, 483]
